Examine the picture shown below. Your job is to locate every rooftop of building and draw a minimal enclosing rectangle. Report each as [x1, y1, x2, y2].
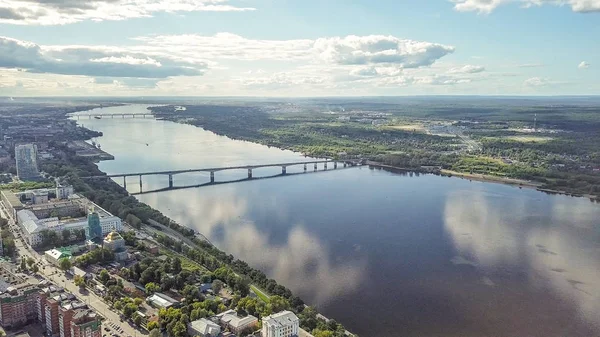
[72, 308, 98, 324]
[218, 309, 258, 328]
[189, 318, 221, 335]
[104, 231, 123, 242]
[147, 293, 179, 308]
[1, 189, 23, 208]
[45, 249, 72, 260]
[262, 311, 299, 328]
[0, 270, 25, 293]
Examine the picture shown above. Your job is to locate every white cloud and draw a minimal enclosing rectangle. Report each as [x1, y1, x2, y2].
[349, 67, 379, 77]
[314, 35, 454, 67]
[448, 65, 485, 74]
[451, 0, 600, 14]
[133, 33, 455, 69]
[0, 0, 255, 25]
[517, 63, 544, 68]
[524, 77, 552, 86]
[132, 33, 315, 61]
[0, 36, 205, 78]
[578, 61, 590, 69]
[90, 56, 162, 67]
[238, 72, 327, 89]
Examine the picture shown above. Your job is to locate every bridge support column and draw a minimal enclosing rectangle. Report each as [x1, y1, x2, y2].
[344, 162, 347, 168]
[89, 115, 91, 119]
[168, 174, 173, 188]
[248, 169, 253, 179]
[123, 177, 127, 189]
[282, 166, 287, 175]
[111, 115, 114, 118]
[122, 114, 125, 118]
[324, 162, 328, 170]
[139, 175, 143, 192]
[210, 171, 215, 183]
[314, 163, 317, 171]
[304, 163, 307, 172]
[334, 162, 337, 169]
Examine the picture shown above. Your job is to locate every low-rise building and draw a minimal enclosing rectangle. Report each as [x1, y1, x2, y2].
[188, 318, 221, 337]
[103, 231, 128, 261]
[262, 311, 300, 337]
[45, 249, 72, 266]
[146, 293, 179, 309]
[217, 309, 258, 334]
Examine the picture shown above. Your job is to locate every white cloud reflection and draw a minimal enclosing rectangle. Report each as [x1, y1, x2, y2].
[444, 188, 600, 330]
[141, 186, 367, 306]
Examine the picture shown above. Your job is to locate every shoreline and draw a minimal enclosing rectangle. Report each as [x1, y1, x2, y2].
[367, 162, 598, 201]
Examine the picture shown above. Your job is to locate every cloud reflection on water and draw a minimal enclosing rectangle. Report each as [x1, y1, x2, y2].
[140, 185, 367, 306]
[444, 188, 600, 331]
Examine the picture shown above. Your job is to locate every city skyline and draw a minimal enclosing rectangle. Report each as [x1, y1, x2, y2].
[0, 0, 598, 96]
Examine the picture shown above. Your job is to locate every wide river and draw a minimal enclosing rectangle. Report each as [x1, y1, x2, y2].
[75, 105, 600, 337]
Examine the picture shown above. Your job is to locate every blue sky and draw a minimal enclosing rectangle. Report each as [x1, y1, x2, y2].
[0, 0, 598, 96]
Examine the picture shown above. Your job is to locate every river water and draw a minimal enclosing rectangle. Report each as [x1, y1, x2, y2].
[74, 105, 600, 337]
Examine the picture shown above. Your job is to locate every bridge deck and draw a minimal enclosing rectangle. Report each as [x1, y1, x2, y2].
[84, 160, 355, 179]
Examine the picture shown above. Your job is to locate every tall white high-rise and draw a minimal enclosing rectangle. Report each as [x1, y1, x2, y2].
[15, 144, 40, 181]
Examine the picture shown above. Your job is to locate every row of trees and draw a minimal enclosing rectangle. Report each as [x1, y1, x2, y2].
[39, 228, 86, 249]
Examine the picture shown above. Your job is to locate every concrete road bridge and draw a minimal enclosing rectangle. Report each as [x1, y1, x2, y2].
[70, 113, 153, 119]
[82, 159, 364, 193]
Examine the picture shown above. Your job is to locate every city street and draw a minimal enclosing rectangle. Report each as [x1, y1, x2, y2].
[0, 201, 147, 337]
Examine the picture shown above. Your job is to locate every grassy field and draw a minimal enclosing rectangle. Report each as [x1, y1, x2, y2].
[159, 248, 205, 272]
[250, 284, 270, 303]
[505, 136, 554, 143]
[386, 124, 427, 132]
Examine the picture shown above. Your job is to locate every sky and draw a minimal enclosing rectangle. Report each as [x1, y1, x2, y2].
[0, 0, 598, 97]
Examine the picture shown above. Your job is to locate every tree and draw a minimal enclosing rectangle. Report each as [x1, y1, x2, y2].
[268, 295, 290, 313]
[74, 275, 86, 288]
[26, 257, 35, 268]
[2, 238, 15, 256]
[123, 303, 138, 318]
[98, 269, 110, 284]
[148, 327, 161, 337]
[212, 279, 224, 294]
[172, 321, 186, 337]
[62, 229, 71, 243]
[20, 257, 27, 271]
[59, 258, 72, 271]
[133, 314, 142, 326]
[145, 282, 160, 294]
[312, 330, 334, 337]
[147, 321, 160, 333]
[113, 300, 123, 311]
[134, 298, 144, 306]
[31, 264, 39, 273]
[171, 257, 182, 274]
